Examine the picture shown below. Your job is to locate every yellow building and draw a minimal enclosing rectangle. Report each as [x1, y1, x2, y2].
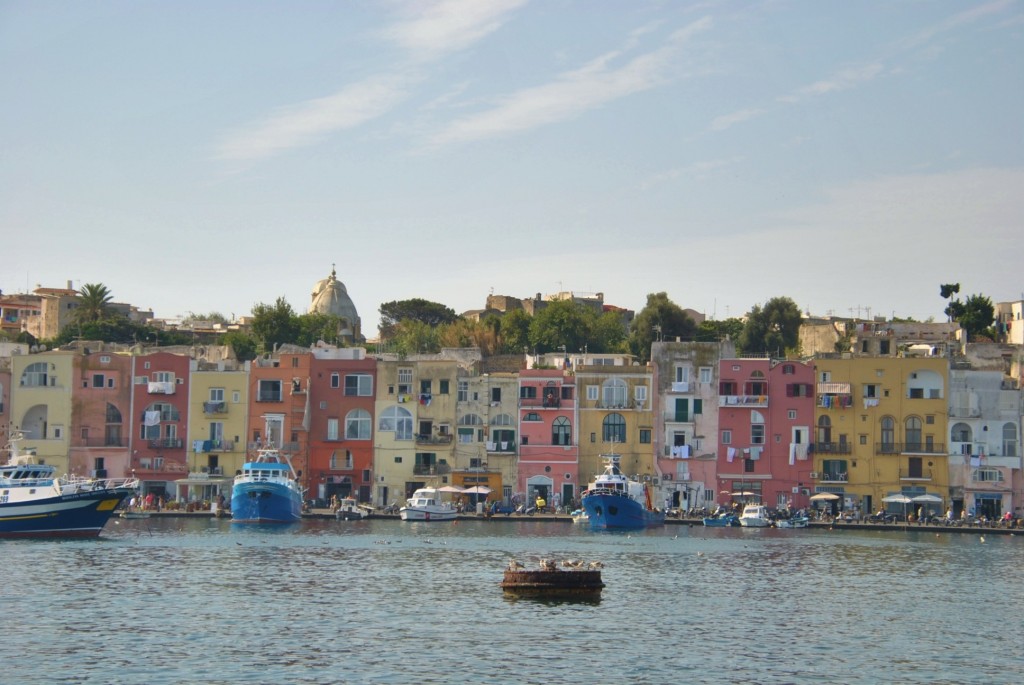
[180, 361, 249, 502]
[576, 363, 655, 490]
[9, 351, 75, 475]
[814, 355, 949, 517]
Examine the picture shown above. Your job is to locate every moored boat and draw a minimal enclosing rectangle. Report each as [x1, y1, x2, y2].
[0, 433, 138, 538]
[335, 497, 371, 520]
[581, 454, 665, 530]
[399, 487, 457, 521]
[703, 513, 739, 527]
[774, 516, 809, 528]
[231, 446, 304, 523]
[738, 503, 772, 528]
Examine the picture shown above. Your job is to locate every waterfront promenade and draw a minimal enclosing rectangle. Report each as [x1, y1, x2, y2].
[133, 507, 1022, 535]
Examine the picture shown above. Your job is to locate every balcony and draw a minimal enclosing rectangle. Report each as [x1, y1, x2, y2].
[203, 401, 228, 415]
[719, 395, 768, 408]
[820, 472, 848, 483]
[876, 442, 946, 455]
[413, 464, 445, 476]
[148, 438, 184, 450]
[814, 442, 851, 455]
[899, 469, 933, 481]
[415, 434, 453, 446]
[78, 437, 128, 448]
[194, 439, 235, 453]
[948, 407, 981, 418]
[131, 457, 187, 473]
[486, 441, 516, 453]
[147, 381, 176, 395]
[519, 396, 562, 408]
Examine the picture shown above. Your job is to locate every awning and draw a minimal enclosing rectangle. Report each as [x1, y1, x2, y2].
[817, 382, 851, 394]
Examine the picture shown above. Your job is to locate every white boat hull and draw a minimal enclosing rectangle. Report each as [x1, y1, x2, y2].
[399, 507, 457, 521]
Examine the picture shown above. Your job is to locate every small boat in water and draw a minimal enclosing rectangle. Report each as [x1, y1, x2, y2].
[774, 516, 809, 529]
[0, 433, 138, 538]
[581, 454, 665, 530]
[231, 446, 304, 523]
[335, 497, 371, 520]
[703, 512, 740, 527]
[738, 504, 772, 528]
[399, 487, 457, 521]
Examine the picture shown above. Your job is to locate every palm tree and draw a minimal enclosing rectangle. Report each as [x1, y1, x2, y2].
[75, 282, 114, 324]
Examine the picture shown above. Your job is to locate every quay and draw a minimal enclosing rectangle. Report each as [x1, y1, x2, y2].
[125, 508, 1021, 535]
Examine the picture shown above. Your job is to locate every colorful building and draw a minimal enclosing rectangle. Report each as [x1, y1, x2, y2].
[69, 348, 133, 481]
[517, 368, 578, 508]
[130, 350, 192, 500]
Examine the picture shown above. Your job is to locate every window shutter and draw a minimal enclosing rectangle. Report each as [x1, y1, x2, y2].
[694, 399, 703, 415]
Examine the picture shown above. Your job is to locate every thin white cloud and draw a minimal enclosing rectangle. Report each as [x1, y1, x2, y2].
[215, 74, 413, 162]
[215, 0, 527, 164]
[425, 17, 713, 148]
[384, 0, 528, 61]
[897, 0, 1014, 52]
[709, 107, 765, 132]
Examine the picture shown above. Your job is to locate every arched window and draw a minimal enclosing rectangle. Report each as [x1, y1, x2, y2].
[881, 416, 895, 452]
[951, 422, 971, 444]
[905, 417, 922, 451]
[490, 413, 514, 427]
[817, 415, 832, 445]
[457, 414, 483, 444]
[21, 362, 49, 388]
[105, 403, 123, 447]
[1003, 422, 1018, 457]
[602, 413, 626, 444]
[523, 412, 541, 422]
[378, 406, 413, 440]
[552, 416, 571, 446]
[602, 378, 628, 408]
[345, 409, 371, 440]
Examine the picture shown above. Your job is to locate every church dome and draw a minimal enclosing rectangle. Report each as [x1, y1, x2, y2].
[309, 266, 362, 341]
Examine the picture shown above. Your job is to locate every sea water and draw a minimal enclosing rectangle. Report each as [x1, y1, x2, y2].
[3, 518, 1021, 685]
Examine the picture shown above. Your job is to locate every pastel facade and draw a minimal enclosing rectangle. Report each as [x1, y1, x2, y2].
[455, 372, 517, 502]
[576, 363, 655, 503]
[651, 340, 732, 512]
[181, 362, 249, 501]
[131, 351, 192, 499]
[248, 347, 312, 491]
[813, 356, 950, 516]
[307, 347, 376, 503]
[69, 350, 133, 480]
[9, 351, 74, 474]
[517, 368, 578, 507]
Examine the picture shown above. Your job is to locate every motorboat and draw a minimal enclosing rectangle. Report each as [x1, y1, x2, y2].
[0, 433, 138, 538]
[703, 513, 739, 527]
[774, 516, 809, 528]
[335, 497, 371, 520]
[399, 487, 457, 521]
[581, 455, 665, 529]
[738, 504, 772, 528]
[571, 509, 590, 524]
[231, 445, 304, 523]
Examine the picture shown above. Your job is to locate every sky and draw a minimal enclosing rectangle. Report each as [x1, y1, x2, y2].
[2, 1, 1022, 335]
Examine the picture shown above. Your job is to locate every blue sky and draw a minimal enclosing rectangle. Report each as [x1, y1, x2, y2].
[2, 1, 1021, 334]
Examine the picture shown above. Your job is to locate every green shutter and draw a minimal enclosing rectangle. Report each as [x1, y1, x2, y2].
[694, 399, 703, 415]
[675, 398, 689, 422]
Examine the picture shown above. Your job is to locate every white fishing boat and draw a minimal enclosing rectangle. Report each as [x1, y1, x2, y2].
[335, 497, 371, 520]
[738, 503, 772, 528]
[399, 487, 457, 521]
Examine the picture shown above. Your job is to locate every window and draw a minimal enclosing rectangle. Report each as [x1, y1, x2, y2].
[602, 379, 628, 407]
[345, 374, 372, 396]
[634, 385, 648, 404]
[909, 388, 924, 399]
[972, 468, 1003, 482]
[153, 371, 174, 383]
[552, 417, 571, 446]
[782, 364, 795, 375]
[420, 379, 432, 394]
[210, 388, 225, 402]
[905, 417, 922, 451]
[439, 379, 449, 394]
[699, 367, 712, 384]
[639, 429, 651, 444]
[560, 386, 574, 400]
[602, 413, 626, 443]
[232, 391, 240, 403]
[327, 419, 339, 441]
[92, 374, 104, 388]
[345, 409, 371, 440]
[1004, 422, 1018, 457]
[458, 381, 468, 401]
[719, 381, 737, 395]
[258, 380, 282, 402]
[751, 425, 765, 445]
[879, 340, 890, 355]
[331, 373, 340, 388]
[520, 386, 537, 399]
[863, 384, 879, 398]
[788, 410, 797, 420]
[675, 366, 689, 383]
[491, 386, 501, 403]
[820, 371, 831, 383]
[587, 386, 598, 401]
[721, 430, 732, 444]
[881, 416, 895, 451]
[21, 362, 49, 388]
[744, 459, 754, 473]
[524, 412, 540, 421]
[674, 399, 689, 422]
[378, 406, 413, 440]
[398, 368, 413, 394]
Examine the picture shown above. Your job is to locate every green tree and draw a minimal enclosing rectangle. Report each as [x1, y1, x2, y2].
[496, 309, 532, 354]
[628, 292, 696, 362]
[695, 317, 745, 343]
[528, 299, 594, 354]
[183, 311, 229, 325]
[379, 299, 457, 339]
[940, 283, 961, 322]
[295, 312, 344, 347]
[948, 293, 995, 341]
[74, 283, 114, 325]
[591, 311, 629, 354]
[250, 297, 300, 353]
[391, 319, 441, 355]
[739, 296, 802, 356]
[220, 331, 258, 361]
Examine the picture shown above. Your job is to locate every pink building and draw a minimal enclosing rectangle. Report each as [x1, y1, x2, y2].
[716, 358, 815, 511]
[517, 369, 578, 508]
[130, 350, 192, 500]
[69, 349, 133, 479]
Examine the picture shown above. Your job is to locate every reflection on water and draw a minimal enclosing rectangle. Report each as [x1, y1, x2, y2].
[4, 518, 1022, 684]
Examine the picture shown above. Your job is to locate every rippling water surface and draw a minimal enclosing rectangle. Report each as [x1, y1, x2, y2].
[5, 518, 1021, 684]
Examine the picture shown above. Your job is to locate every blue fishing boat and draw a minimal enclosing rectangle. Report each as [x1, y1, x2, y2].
[702, 513, 739, 527]
[581, 454, 665, 529]
[231, 446, 303, 523]
[0, 433, 138, 538]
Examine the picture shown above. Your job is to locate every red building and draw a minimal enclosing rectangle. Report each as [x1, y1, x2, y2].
[517, 368, 578, 507]
[307, 347, 377, 504]
[247, 347, 312, 495]
[130, 350, 192, 500]
[69, 348, 133, 480]
[716, 358, 815, 511]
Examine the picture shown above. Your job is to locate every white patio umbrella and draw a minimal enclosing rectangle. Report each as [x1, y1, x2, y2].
[809, 493, 839, 501]
[882, 493, 913, 519]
